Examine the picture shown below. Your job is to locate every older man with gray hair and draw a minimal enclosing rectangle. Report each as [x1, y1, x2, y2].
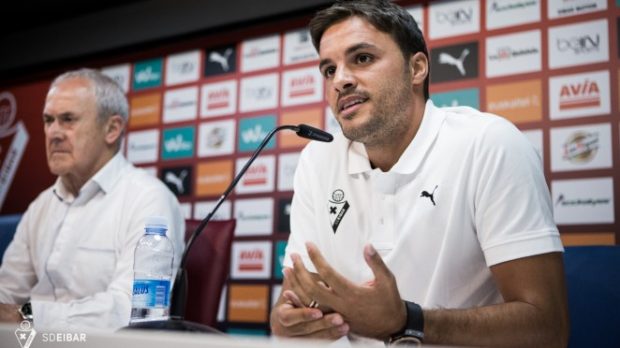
[0, 69, 184, 331]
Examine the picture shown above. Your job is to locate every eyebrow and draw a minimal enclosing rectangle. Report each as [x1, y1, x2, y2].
[319, 42, 380, 71]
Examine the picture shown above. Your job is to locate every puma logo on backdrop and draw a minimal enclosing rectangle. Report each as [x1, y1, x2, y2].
[439, 49, 469, 76]
[420, 185, 438, 206]
[208, 48, 233, 71]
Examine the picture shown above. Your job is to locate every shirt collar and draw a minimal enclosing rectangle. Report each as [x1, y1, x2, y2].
[52, 152, 128, 204]
[347, 100, 446, 175]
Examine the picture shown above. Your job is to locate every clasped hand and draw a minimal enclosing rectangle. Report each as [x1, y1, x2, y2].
[271, 242, 406, 340]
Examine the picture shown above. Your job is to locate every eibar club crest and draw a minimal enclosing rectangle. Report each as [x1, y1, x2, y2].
[328, 189, 349, 234]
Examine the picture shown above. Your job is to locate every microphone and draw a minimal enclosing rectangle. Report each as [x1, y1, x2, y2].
[126, 124, 332, 333]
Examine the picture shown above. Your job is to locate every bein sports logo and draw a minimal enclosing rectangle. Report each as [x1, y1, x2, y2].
[557, 34, 600, 54]
[435, 8, 473, 25]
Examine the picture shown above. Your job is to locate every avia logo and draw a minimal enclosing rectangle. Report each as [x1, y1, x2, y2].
[436, 8, 473, 25]
[135, 66, 161, 83]
[242, 125, 267, 143]
[289, 75, 315, 97]
[207, 89, 230, 109]
[420, 185, 438, 206]
[209, 48, 233, 71]
[239, 250, 264, 270]
[563, 131, 599, 164]
[164, 170, 188, 194]
[164, 134, 192, 152]
[557, 35, 600, 54]
[439, 49, 469, 75]
[555, 194, 610, 207]
[243, 164, 268, 185]
[559, 79, 600, 110]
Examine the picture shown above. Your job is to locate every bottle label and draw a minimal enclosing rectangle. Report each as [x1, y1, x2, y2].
[131, 279, 171, 308]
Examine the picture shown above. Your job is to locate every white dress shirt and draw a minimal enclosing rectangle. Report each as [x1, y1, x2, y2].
[0, 152, 184, 332]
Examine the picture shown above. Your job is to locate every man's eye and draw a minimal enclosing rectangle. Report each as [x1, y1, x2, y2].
[61, 116, 75, 123]
[323, 67, 336, 78]
[356, 54, 373, 64]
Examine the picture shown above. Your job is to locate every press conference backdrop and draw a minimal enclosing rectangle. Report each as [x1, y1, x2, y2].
[0, 0, 619, 335]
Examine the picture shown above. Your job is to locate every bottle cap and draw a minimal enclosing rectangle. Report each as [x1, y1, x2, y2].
[145, 215, 168, 230]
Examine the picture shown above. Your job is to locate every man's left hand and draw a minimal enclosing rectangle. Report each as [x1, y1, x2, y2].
[0, 304, 22, 323]
[285, 242, 406, 340]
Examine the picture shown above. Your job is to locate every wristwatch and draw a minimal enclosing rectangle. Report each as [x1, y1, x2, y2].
[18, 302, 33, 322]
[387, 301, 424, 346]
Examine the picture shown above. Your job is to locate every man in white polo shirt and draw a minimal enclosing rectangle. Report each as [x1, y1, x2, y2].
[270, 1, 569, 347]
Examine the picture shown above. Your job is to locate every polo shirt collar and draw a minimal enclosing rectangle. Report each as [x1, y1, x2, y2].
[347, 100, 446, 175]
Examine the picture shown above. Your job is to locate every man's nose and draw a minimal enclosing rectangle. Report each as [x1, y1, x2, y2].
[333, 66, 356, 93]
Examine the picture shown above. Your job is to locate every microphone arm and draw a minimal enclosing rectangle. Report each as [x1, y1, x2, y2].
[169, 124, 332, 319]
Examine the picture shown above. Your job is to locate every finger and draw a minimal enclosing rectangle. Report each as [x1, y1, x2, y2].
[305, 242, 354, 292]
[276, 302, 323, 327]
[284, 312, 349, 338]
[282, 289, 305, 308]
[303, 323, 350, 340]
[363, 244, 393, 282]
[283, 266, 313, 307]
[290, 253, 332, 303]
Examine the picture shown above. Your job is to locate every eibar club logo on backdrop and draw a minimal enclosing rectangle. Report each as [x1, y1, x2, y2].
[161, 126, 195, 160]
[430, 42, 478, 83]
[160, 166, 192, 197]
[205, 44, 237, 77]
[133, 58, 163, 90]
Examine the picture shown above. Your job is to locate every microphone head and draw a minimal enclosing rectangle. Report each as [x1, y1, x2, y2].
[296, 124, 333, 142]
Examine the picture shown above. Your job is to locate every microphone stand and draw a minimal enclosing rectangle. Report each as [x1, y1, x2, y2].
[125, 124, 332, 332]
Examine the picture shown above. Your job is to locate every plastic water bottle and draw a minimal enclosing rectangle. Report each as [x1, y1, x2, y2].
[130, 216, 174, 323]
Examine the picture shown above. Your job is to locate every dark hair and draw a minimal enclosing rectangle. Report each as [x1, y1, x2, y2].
[309, 0, 429, 100]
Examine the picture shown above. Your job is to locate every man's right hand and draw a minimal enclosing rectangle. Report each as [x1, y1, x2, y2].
[270, 289, 350, 339]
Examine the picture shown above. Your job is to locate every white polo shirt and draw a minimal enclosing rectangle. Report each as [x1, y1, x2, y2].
[284, 100, 562, 309]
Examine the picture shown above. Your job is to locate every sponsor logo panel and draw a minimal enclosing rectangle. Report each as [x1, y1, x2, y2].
[194, 200, 232, 221]
[550, 123, 612, 172]
[277, 198, 292, 233]
[431, 88, 479, 108]
[548, 19, 609, 70]
[429, 0, 480, 39]
[163, 86, 198, 123]
[231, 241, 272, 279]
[521, 129, 544, 164]
[239, 73, 279, 113]
[430, 41, 479, 83]
[278, 152, 300, 192]
[548, 0, 607, 19]
[551, 177, 614, 225]
[133, 58, 163, 90]
[549, 70, 610, 120]
[486, 79, 542, 123]
[486, 30, 541, 78]
[235, 155, 276, 194]
[127, 129, 159, 164]
[281, 67, 323, 107]
[486, 0, 540, 30]
[101, 63, 131, 93]
[161, 126, 195, 160]
[279, 108, 322, 148]
[238, 115, 277, 152]
[200, 79, 237, 118]
[273, 241, 287, 279]
[234, 197, 274, 236]
[195, 160, 233, 196]
[165, 50, 200, 86]
[241, 34, 280, 73]
[197, 119, 236, 157]
[160, 165, 193, 197]
[129, 93, 161, 128]
[283, 29, 318, 65]
[205, 44, 237, 77]
[227, 284, 269, 323]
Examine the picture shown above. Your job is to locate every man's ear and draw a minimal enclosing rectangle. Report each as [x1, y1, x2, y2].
[104, 115, 124, 146]
[409, 52, 429, 87]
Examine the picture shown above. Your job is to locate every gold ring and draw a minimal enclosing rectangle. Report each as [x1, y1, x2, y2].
[308, 300, 319, 308]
